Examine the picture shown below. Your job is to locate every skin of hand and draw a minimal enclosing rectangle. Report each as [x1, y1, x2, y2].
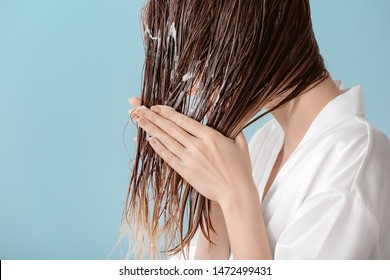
[128, 97, 142, 118]
[131, 104, 256, 205]
[128, 98, 273, 259]
[128, 97, 230, 259]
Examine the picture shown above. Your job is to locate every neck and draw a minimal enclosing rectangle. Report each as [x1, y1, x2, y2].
[269, 76, 341, 154]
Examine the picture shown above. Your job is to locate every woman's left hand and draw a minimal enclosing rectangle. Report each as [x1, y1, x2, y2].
[131, 105, 257, 206]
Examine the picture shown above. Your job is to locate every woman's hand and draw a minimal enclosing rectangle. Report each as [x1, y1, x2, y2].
[130, 102, 273, 259]
[131, 104, 258, 207]
[128, 97, 141, 119]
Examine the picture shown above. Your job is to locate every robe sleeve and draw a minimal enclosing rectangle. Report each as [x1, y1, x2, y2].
[274, 191, 382, 259]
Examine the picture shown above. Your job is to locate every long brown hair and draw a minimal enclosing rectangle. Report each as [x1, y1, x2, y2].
[121, 0, 328, 259]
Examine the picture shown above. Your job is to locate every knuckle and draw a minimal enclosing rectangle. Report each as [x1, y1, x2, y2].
[166, 122, 177, 136]
[187, 123, 196, 133]
[164, 153, 173, 164]
[164, 138, 173, 149]
[177, 116, 187, 128]
[146, 126, 154, 135]
[144, 110, 154, 121]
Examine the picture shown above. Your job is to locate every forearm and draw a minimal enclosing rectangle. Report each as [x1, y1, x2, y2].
[220, 183, 273, 260]
[194, 201, 230, 259]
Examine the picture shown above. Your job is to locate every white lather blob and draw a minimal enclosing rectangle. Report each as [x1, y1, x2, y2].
[182, 72, 194, 82]
[145, 26, 159, 41]
[168, 22, 177, 42]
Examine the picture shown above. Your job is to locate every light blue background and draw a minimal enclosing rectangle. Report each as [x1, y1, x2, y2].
[0, 0, 389, 259]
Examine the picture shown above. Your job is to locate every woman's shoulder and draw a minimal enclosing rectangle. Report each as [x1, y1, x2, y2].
[309, 115, 390, 186]
[305, 115, 390, 222]
[325, 115, 390, 160]
[343, 116, 390, 196]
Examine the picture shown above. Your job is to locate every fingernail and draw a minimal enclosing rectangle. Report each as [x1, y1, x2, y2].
[135, 107, 145, 116]
[137, 118, 147, 126]
[128, 109, 137, 119]
[151, 106, 161, 113]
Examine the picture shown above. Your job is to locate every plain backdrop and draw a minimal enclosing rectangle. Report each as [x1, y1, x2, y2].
[0, 0, 389, 259]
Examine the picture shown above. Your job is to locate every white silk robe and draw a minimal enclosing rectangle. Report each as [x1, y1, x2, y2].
[172, 82, 390, 259]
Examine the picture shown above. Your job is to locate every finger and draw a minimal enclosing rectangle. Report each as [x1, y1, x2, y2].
[128, 97, 141, 119]
[128, 97, 141, 107]
[147, 136, 187, 174]
[150, 105, 208, 139]
[128, 108, 139, 119]
[134, 106, 195, 147]
[137, 116, 189, 161]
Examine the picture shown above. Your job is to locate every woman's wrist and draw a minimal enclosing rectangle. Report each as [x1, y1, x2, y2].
[194, 200, 231, 259]
[218, 180, 259, 214]
[218, 181, 273, 259]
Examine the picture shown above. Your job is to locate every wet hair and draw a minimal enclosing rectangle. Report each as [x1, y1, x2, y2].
[121, 0, 328, 259]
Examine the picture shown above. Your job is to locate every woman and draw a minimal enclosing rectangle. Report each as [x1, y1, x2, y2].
[125, 0, 390, 259]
